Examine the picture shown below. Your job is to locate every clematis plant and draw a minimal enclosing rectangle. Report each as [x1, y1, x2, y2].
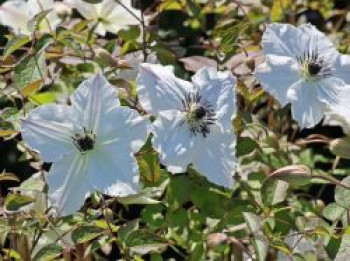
[0, 0, 61, 35]
[137, 64, 237, 188]
[67, 0, 141, 36]
[21, 73, 150, 216]
[254, 23, 350, 129]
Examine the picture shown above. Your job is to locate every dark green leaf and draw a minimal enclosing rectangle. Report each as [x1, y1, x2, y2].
[5, 194, 35, 211]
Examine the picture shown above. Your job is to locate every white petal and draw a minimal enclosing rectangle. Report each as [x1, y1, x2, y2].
[0, 0, 30, 35]
[262, 23, 337, 60]
[88, 147, 140, 197]
[316, 77, 349, 106]
[192, 67, 236, 131]
[255, 55, 300, 106]
[288, 80, 328, 129]
[153, 110, 197, 173]
[98, 106, 150, 154]
[69, 0, 97, 20]
[21, 104, 78, 162]
[137, 63, 193, 114]
[100, 0, 140, 32]
[191, 130, 236, 188]
[47, 154, 92, 216]
[333, 54, 350, 84]
[323, 111, 350, 134]
[71, 73, 119, 135]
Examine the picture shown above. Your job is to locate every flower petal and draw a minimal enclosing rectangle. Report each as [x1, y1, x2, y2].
[137, 63, 193, 114]
[100, 0, 140, 33]
[47, 154, 91, 216]
[0, 0, 30, 35]
[333, 54, 350, 84]
[98, 106, 150, 153]
[262, 23, 337, 60]
[287, 80, 328, 129]
[153, 110, 197, 173]
[21, 104, 78, 162]
[192, 67, 236, 131]
[70, 73, 119, 135]
[255, 55, 300, 106]
[88, 147, 140, 197]
[191, 130, 236, 188]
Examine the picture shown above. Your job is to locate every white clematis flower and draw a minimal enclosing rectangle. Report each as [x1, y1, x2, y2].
[0, 0, 61, 35]
[254, 23, 350, 129]
[67, 0, 140, 36]
[137, 64, 237, 188]
[21, 73, 150, 216]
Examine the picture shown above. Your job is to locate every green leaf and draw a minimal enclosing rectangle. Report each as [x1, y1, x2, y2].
[138, 150, 161, 184]
[243, 212, 263, 233]
[261, 178, 289, 206]
[34, 34, 53, 52]
[125, 230, 164, 247]
[71, 225, 104, 244]
[335, 234, 350, 261]
[335, 176, 350, 209]
[33, 244, 63, 261]
[4, 194, 35, 211]
[141, 205, 166, 229]
[323, 203, 346, 221]
[29, 92, 58, 104]
[236, 137, 258, 157]
[14, 51, 46, 92]
[119, 26, 141, 41]
[19, 178, 45, 192]
[243, 212, 268, 261]
[27, 10, 52, 32]
[3, 35, 31, 59]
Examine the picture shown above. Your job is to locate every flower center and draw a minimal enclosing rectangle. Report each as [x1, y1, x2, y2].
[72, 127, 96, 154]
[296, 50, 331, 80]
[181, 92, 216, 138]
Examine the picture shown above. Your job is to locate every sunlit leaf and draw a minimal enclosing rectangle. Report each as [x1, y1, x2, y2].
[5, 194, 35, 211]
[33, 244, 63, 261]
[3, 35, 31, 59]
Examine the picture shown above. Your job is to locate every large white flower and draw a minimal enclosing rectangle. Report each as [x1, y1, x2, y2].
[0, 0, 61, 35]
[67, 0, 140, 36]
[137, 64, 237, 188]
[21, 73, 150, 216]
[254, 23, 350, 129]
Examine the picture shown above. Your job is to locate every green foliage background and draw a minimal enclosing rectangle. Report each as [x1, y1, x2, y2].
[1, 0, 350, 260]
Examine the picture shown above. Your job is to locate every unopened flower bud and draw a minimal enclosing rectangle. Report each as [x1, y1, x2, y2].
[207, 233, 228, 247]
[315, 199, 325, 213]
[91, 191, 102, 208]
[103, 208, 114, 223]
[269, 165, 311, 187]
[95, 48, 117, 67]
[329, 138, 350, 159]
[245, 57, 256, 71]
[54, 2, 72, 19]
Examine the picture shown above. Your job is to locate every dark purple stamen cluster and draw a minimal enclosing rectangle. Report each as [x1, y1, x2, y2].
[72, 127, 95, 153]
[296, 50, 332, 78]
[181, 92, 216, 138]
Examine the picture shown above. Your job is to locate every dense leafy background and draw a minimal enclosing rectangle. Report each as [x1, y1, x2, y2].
[1, 0, 350, 260]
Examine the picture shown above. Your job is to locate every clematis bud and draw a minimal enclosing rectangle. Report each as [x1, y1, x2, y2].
[207, 233, 228, 247]
[54, 2, 72, 19]
[95, 48, 117, 67]
[103, 208, 114, 223]
[269, 165, 311, 187]
[329, 138, 350, 159]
